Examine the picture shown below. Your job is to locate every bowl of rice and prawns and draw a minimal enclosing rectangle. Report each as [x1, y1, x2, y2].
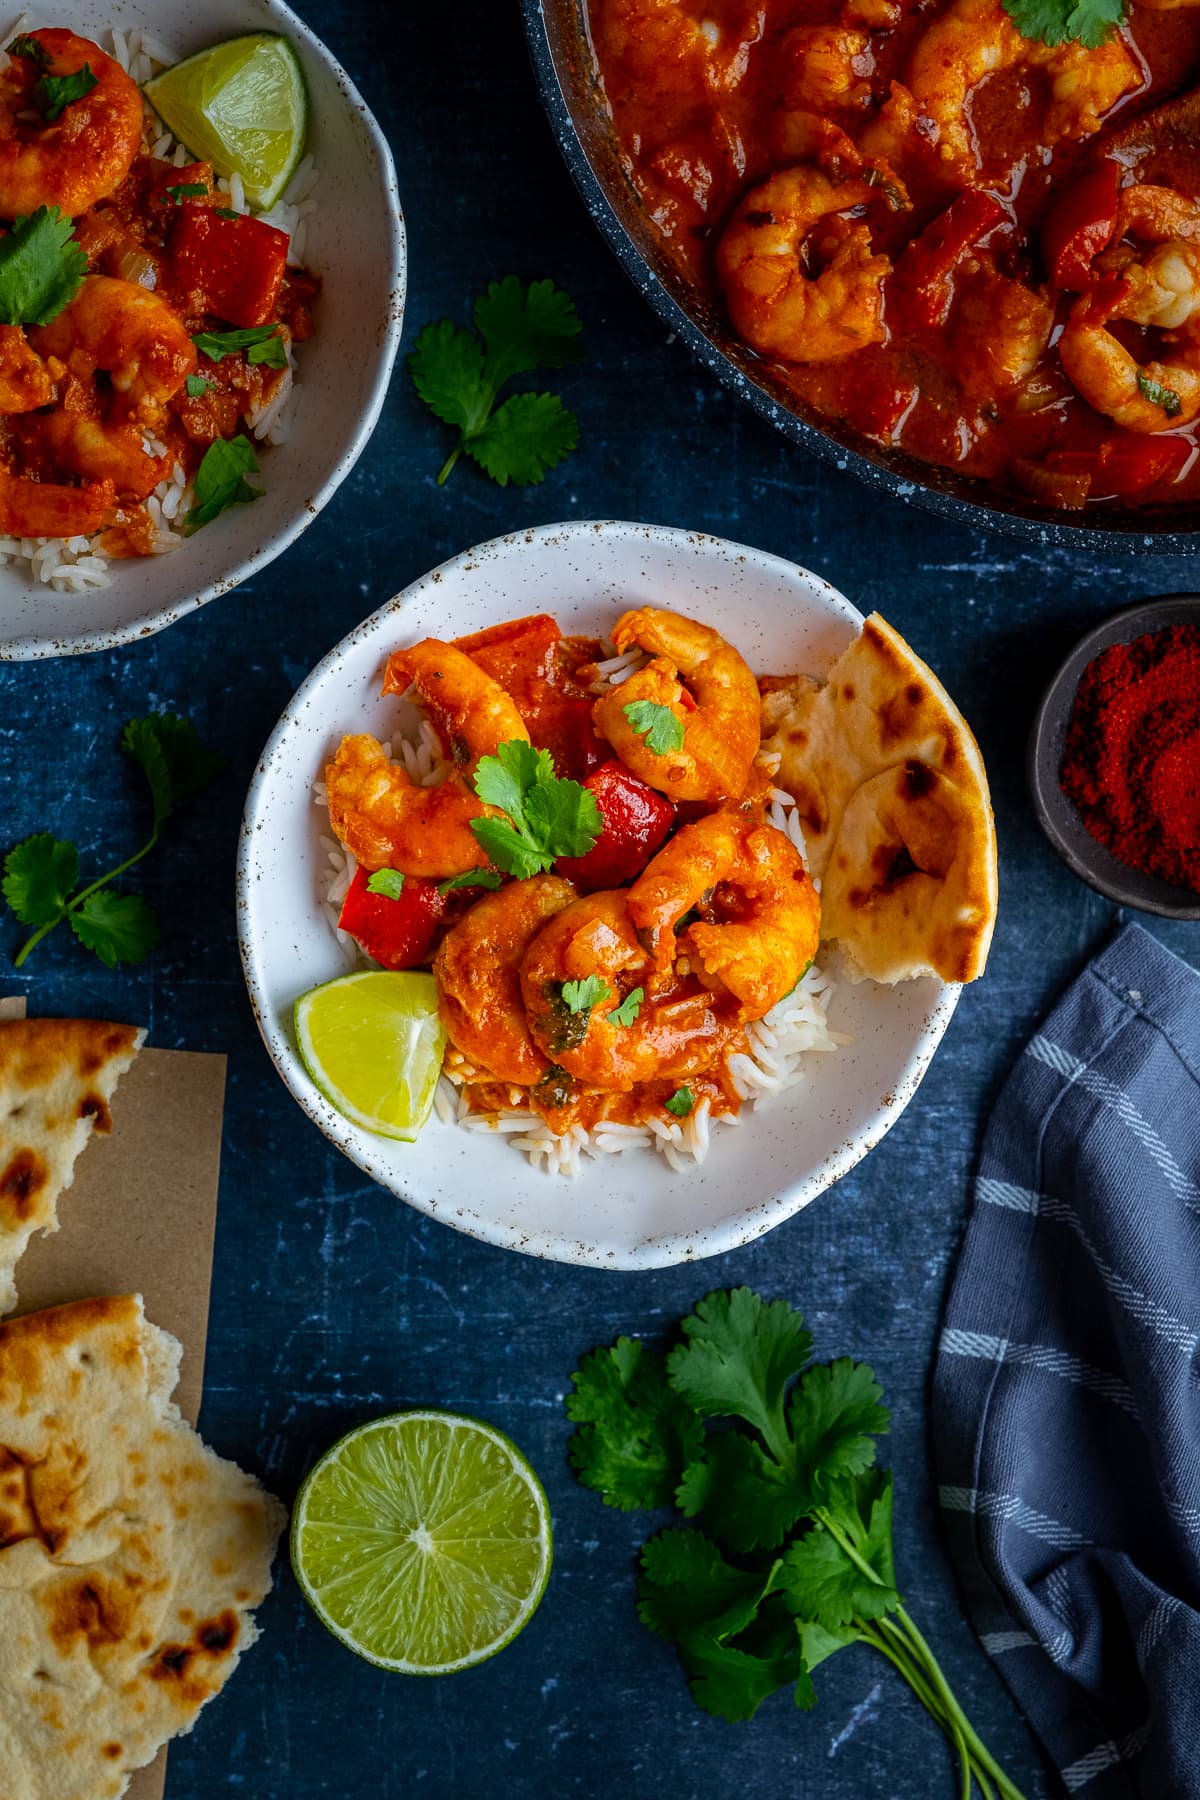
[0, 0, 405, 660]
[239, 521, 998, 1270]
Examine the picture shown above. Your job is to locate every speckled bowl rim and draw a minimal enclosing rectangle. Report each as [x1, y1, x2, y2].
[1028, 593, 1200, 919]
[3, 0, 406, 661]
[236, 519, 961, 1271]
[522, 0, 1200, 553]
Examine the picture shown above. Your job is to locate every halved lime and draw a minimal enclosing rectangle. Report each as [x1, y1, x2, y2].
[291, 1411, 553, 1673]
[144, 33, 308, 211]
[294, 971, 446, 1142]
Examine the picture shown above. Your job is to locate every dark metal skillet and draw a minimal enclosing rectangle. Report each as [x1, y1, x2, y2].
[522, 0, 1200, 551]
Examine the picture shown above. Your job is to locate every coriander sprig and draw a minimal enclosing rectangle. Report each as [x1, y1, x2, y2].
[2, 714, 224, 968]
[408, 276, 583, 487]
[470, 739, 600, 877]
[568, 1288, 1027, 1799]
[1001, 0, 1123, 45]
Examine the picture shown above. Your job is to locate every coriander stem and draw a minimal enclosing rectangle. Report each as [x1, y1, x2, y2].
[891, 1608, 1027, 1800]
[862, 1620, 975, 1795]
[814, 1512, 1027, 1800]
[436, 438, 465, 485]
[13, 827, 157, 967]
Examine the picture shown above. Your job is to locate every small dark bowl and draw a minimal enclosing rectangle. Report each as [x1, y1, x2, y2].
[1028, 595, 1200, 920]
[522, 0, 1200, 551]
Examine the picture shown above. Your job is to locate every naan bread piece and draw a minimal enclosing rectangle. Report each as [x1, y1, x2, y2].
[0, 1019, 144, 1316]
[0, 1295, 284, 1800]
[761, 613, 997, 983]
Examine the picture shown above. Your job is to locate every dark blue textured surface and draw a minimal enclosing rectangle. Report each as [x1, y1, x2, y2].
[2, 4, 1199, 1794]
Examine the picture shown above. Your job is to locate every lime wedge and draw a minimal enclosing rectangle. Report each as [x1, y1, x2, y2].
[291, 1411, 553, 1673]
[294, 971, 446, 1142]
[144, 33, 308, 211]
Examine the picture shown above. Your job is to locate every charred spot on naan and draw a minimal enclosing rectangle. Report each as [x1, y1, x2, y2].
[0, 1148, 48, 1223]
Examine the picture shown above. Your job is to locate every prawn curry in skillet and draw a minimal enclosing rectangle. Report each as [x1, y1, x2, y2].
[590, 0, 1200, 512]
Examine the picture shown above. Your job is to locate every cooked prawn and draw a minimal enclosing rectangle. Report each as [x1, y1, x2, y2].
[12, 408, 166, 499]
[1097, 188, 1200, 330]
[780, 25, 874, 112]
[519, 890, 735, 1092]
[1058, 277, 1200, 430]
[904, 0, 1139, 182]
[0, 326, 52, 413]
[0, 30, 143, 216]
[434, 875, 577, 1085]
[31, 277, 197, 424]
[592, 606, 762, 801]
[715, 165, 892, 363]
[326, 640, 531, 879]
[0, 465, 112, 536]
[626, 811, 821, 1018]
[596, 0, 765, 96]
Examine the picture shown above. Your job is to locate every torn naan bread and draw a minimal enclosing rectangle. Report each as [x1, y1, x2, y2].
[762, 613, 997, 983]
[0, 1295, 284, 1800]
[0, 1019, 144, 1316]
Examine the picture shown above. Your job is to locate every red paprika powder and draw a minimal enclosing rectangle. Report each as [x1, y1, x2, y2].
[1060, 623, 1200, 893]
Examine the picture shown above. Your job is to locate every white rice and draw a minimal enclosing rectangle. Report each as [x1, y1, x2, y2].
[317, 712, 845, 1177]
[0, 18, 319, 592]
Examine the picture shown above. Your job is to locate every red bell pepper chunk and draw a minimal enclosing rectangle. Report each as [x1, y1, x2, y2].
[894, 190, 1008, 328]
[170, 207, 289, 328]
[1047, 434, 1191, 496]
[1041, 159, 1121, 293]
[337, 865, 447, 970]
[555, 761, 675, 891]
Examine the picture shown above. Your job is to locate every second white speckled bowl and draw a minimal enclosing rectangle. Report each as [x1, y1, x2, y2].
[238, 521, 959, 1270]
[0, 0, 405, 660]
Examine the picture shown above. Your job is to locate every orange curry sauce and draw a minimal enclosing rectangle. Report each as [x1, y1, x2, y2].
[587, 0, 1200, 508]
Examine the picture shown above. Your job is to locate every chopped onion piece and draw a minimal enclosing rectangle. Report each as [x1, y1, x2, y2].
[114, 248, 157, 290]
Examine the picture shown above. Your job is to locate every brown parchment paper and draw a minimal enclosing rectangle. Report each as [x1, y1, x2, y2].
[1, 997, 227, 1800]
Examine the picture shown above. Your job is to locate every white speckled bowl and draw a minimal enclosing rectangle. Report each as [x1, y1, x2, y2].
[238, 521, 959, 1270]
[0, 0, 404, 660]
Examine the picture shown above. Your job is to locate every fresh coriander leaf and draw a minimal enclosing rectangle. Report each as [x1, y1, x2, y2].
[35, 63, 97, 121]
[638, 1529, 780, 1644]
[214, 205, 240, 220]
[7, 33, 50, 69]
[469, 816, 547, 881]
[185, 373, 213, 398]
[185, 434, 263, 532]
[1137, 370, 1182, 417]
[120, 713, 225, 822]
[166, 181, 208, 204]
[623, 699, 685, 757]
[798, 1617, 860, 1672]
[192, 324, 286, 367]
[788, 1360, 889, 1494]
[474, 275, 583, 389]
[466, 390, 579, 487]
[678, 1431, 811, 1553]
[609, 986, 643, 1027]
[407, 318, 489, 433]
[561, 974, 612, 1014]
[0, 206, 86, 326]
[677, 1626, 814, 1723]
[366, 868, 405, 900]
[69, 889, 158, 968]
[474, 739, 550, 826]
[665, 1086, 694, 1118]
[523, 770, 602, 858]
[2, 833, 78, 927]
[410, 280, 583, 486]
[668, 1289, 814, 1451]
[780, 1489, 902, 1628]
[471, 740, 601, 875]
[1001, 0, 1123, 45]
[567, 1336, 705, 1512]
[437, 868, 503, 895]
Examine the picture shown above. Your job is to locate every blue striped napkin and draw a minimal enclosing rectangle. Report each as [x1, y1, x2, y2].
[933, 922, 1200, 1799]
